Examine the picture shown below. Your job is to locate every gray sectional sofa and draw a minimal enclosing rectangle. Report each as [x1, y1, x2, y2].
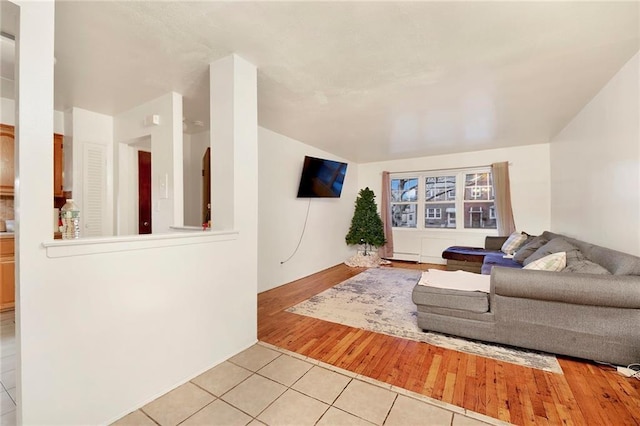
[412, 231, 640, 366]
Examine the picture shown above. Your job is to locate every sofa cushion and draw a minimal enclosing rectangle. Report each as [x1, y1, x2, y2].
[485, 236, 510, 251]
[442, 246, 499, 263]
[481, 253, 523, 275]
[587, 246, 640, 276]
[501, 232, 528, 255]
[563, 259, 611, 275]
[513, 235, 548, 264]
[412, 284, 489, 313]
[538, 231, 640, 275]
[523, 238, 584, 267]
[523, 252, 567, 272]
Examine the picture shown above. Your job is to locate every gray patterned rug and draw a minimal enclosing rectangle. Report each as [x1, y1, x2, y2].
[287, 267, 562, 374]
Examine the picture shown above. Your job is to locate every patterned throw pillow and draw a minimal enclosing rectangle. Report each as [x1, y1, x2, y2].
[523, 252, 567, 272]
[501, 232, 528, 255]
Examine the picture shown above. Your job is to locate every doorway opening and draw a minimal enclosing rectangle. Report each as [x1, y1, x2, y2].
[138, 151, 151, 234]
[202, 147, 210, 226]
[117, 135, 151, 235]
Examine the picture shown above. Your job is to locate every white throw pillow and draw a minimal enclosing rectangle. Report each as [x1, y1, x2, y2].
[501, 232, 528, 255]
[523, 252, 567, 272]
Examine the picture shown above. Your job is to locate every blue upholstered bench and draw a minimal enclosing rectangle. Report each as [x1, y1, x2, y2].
[442, 236, 522, 274]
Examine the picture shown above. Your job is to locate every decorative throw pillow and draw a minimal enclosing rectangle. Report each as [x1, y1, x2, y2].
[563, 260, 611, 275]
[523, 252, 567, 272]
[501, 232, 528, 255]
[523, 238, 584, 267]
[513, 236, 548, 264]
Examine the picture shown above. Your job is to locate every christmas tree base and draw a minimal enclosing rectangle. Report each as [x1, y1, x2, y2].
[345, 251, 390, 268]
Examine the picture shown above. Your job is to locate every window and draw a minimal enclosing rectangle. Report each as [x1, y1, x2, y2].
[424, 175, 455, 228]
[463, 172, 496, 229]
[426, 208, 442, 219]
[390, 168, 496, 231]
[390, 178, 418, 228]
[470, 187, 482, 199]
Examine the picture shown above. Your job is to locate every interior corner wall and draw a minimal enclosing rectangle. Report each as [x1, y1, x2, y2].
[257, 127, 357, 293]
[357, 144, 551, 262]
[550, 52, 640, 256]
[114, 92, 184, 233]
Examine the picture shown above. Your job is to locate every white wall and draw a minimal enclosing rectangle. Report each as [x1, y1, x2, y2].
[115, 93, 184, 234]
[358, 144, 551, 262]
[15, 4, 258, 423]
[0, 97, 13, 125]
[117, 136, 151, 235]
[66, 107, 114, 236]
[258, 127, 358, 292]
[28, 236, 258, 425]
[183, 131, 209, 227]
[550, 53, 640, 256]
[1, 97, 65, 133]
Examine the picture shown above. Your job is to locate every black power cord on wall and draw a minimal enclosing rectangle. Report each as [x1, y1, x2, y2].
[280, 198, 312, 265]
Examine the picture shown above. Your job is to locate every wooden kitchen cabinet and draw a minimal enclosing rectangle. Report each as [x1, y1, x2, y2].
[0, 237, 14, 311]
[0, 258, 14, 311]
[0, 126, 63, 197]
[54, 133, 64, 197]
[0, 124, 14, 196]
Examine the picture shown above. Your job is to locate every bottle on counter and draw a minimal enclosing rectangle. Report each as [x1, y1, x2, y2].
[203, 203, 212, 230]
[60, 199, 80, 239]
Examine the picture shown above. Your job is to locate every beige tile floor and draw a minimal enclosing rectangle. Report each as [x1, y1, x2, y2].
[113, 342, 512, 426]
[0, 310, 16, 426]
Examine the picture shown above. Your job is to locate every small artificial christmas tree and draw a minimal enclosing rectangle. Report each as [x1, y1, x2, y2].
[345, 187, 386, 255]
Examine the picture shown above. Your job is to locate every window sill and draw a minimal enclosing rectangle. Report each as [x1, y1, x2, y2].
[392, 227, 499, 234]
[42, 229, 239, 258]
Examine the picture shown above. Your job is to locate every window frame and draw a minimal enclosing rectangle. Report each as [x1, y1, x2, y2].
[390, 167, 496, 232]
[389, 177, 419, 228]
[462, 171, 496, 230]
[424, 174, 457, 229]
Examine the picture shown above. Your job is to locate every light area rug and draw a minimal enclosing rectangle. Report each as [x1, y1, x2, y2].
[287, 267, 563, 374]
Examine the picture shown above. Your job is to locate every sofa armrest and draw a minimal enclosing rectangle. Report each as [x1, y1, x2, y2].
[485, 236, 508, 251]
[491, 267, 640, 309]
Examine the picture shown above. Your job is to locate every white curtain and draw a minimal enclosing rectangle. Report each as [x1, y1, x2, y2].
[378, 171, 394, 258]
[491, 161, 516, 235]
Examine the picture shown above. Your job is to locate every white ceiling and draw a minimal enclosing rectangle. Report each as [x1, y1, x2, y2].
[3, 1, 639, 163]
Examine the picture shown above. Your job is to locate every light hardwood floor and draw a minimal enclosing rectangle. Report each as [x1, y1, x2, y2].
[258, 262, 640, 426]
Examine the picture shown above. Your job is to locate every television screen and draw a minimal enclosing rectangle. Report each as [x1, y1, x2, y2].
[296, 156, 348, 198]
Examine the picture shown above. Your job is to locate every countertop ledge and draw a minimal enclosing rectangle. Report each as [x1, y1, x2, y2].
[42, 229, 239, 258]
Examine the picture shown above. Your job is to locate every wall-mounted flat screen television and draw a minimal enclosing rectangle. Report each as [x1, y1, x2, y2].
[296, 156, 348, 198]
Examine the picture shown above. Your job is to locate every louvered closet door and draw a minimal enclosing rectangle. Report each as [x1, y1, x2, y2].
[82, 143, 107, 237]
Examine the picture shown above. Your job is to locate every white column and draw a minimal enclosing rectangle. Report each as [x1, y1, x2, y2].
[209, 55, 258, 232]
[12, 1, 55, 424]
[170, 92, 184, 227]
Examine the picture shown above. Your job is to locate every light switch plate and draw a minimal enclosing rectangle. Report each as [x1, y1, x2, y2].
[159, 173, 168, 199]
